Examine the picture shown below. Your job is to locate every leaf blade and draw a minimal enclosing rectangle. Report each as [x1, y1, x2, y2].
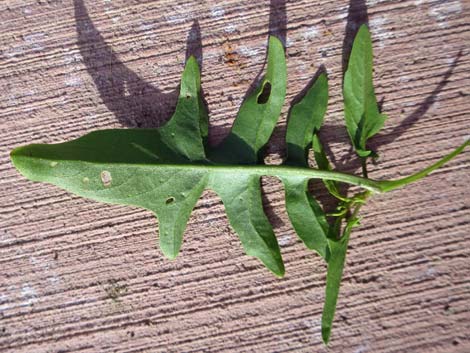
[286, 72, 328, 166]
[159, 56, 208, 161]
[343, 24, 386, 157]
[284, 73, 330, 257]
[321, 219, 354, 344]
[211, 36, 287, 163]
[282, 176, 329, 258]
[11, 129, 288, 274]
[11, 130, 207, 259]
[211, 173, 285, 277]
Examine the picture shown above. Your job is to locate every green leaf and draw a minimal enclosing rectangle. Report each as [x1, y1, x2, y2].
[321, 217, 357, 344]
[11, 126, 399, 278]
[210, 36, 287, 164]
[9, 28, 470, 347]
[159, 56, 209, 161]
[282, 176, 329, 257]
[284, 73, 329, 257]
[14, 115, 414, 277]
[11, 128, 286, 275]
[344, 24, 387, 157]
[11, 129, 207, 260]
[211, 173, 284, 277]
[286, 73, 328, 166]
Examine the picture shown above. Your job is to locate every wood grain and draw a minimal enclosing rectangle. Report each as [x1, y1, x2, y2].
[1, 0, 469, 352]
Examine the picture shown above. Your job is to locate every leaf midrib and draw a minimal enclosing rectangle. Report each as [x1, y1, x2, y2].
[19, 154, 384, 193]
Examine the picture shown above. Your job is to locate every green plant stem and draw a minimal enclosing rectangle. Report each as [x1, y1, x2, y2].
[225, 138, 468, 193]
[377, 140, 469, 192]
[349, 192, 369, 221]
[233, 165, 383, 193]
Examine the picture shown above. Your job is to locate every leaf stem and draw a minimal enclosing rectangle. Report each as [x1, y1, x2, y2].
[377, 140, 469, 193]
[349, 192, 369, 221]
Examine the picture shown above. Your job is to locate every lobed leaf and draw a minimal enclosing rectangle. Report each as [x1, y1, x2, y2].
[11, 129, 207, 260]
[10, 49, 288, 277]
[10, 22, 470, 346]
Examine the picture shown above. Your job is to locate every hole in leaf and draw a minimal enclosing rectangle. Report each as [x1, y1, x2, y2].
[166, 197, 175, 204]
[257, 81, 272, 104]
[100, 170, 112, 187]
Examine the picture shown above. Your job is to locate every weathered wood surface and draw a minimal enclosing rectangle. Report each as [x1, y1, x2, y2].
[1, 0, 469, 352]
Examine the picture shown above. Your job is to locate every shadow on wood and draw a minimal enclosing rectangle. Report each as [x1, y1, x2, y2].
[74, 0, 202, 128]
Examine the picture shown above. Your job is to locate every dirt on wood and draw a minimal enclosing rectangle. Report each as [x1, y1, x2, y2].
[1, 0, 469, 352]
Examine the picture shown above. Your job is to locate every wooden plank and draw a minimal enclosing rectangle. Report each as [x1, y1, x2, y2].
[0, 0, 469, 352]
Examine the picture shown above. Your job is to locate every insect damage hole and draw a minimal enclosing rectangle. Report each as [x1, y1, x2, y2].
[257, 81, 272, 104]
[165, 197, 175, 204]
[100, 171, 112, 187]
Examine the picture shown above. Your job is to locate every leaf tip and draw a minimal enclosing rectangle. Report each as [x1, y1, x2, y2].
[160, 236, 181, 261]
[162, 249, 179, 261]
[10, 146, 20, 163]
[186, 54, 198, 66]
[318, 71, 328, 83]
[10, 144, 34, 179]
[184, 55, 201, 78]
[266, 258, 285, 278]
[321, 325, 331, 345]
[268, 35, 285, 52]
[268, 35, 280, 44]
[10, 143, 25, 159]
[273, 267, 285, 279]
[357, 23, 370, 37]
[464, 135, 470, 145]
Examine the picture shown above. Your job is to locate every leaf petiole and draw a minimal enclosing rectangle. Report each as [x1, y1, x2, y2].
[377, 140, 469, 193]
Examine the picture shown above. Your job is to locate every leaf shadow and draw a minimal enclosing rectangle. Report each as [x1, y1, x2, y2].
[368, 49, 462, 151]
[261, 179, 285, 230]
[74, 0, 203, 128]
[342, 0, 369, 77]
[243, 0, 288, 99]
